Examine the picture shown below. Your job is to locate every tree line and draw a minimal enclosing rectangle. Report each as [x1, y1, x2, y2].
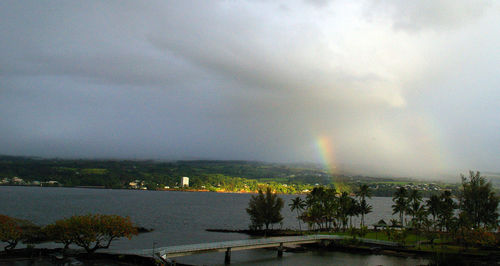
[0, 214, 138, 253]
[246, 171, 500, 248]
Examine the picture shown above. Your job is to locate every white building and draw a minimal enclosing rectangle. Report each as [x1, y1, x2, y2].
[181, 177, 189, 187]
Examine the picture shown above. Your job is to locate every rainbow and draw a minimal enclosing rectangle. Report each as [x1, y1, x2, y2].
[315, 135, 337, 175]
[315, 135, 350, 192]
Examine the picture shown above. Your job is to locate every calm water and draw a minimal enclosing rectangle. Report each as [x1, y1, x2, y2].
[0, 187, 427, 265]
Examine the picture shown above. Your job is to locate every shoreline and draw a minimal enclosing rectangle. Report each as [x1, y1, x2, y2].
[0, 184, 313, 195]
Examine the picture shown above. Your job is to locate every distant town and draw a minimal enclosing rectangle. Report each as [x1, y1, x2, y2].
[3, 155, 498, 197]
[0, 155, 468, 197]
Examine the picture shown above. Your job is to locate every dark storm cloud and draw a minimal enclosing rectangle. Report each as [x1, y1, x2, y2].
[1, 0, 499, 178]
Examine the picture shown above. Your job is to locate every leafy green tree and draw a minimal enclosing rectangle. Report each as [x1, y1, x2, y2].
[0, 215, 23, 251]
[0, 215, 38, 251]
[289, 197, 306, 231]
[459, 171, 499, 229]
[246, 187, 284, 230]
[44, 219, 74, 251]
[46, 214, 138, 254]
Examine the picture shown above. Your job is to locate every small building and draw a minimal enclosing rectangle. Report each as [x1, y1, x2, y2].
[12, 177, 24, 183]
[129, 181, 139, 189]
[181, 177, 189, 187]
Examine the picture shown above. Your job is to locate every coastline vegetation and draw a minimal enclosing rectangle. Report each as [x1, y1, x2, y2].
[244, 171, 500, 262]
[0, 214, 138, 253]
[0, 155, 467, 197]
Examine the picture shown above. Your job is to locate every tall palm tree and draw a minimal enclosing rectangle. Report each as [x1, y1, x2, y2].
[413, 204, 428, 248]
[426, 195, 440, 230]
[356, 184, 372, 200]
[358, 199, 373, 228]
[392, 187, 408, 228]
[408, 189, 422, 222]
[347, 197, 360, 229]
[438, 190, 456, 232]
[289, 196, 306, 231]
[338, 192, 351, 231]
[356, 184, 372, 227]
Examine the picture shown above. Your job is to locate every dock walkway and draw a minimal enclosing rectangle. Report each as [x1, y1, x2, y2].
[107, 234, 397, 264]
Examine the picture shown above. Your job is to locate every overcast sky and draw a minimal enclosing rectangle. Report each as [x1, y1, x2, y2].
[1, 0, 499, 179]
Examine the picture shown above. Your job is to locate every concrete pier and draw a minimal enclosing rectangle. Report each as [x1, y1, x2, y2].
[224, 247, 231, 264]
[277, 242, 283, 258]
[106, 234, 398, 264]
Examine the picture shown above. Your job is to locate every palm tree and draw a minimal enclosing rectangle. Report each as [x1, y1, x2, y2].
[426, 195, 440, 230]
[408, 189, 422, 223]
[305, 187, 327, 230]
[347, 197, 360, 229]
[289, 197, 306, 231]
[338, 192, 351, 231]
[356, 184, 372, 200]
[323, 188, 338, 230]
[392, 187, 408, 228]
[412, 205, 428, 248]
[438, 190, 456, 232]
[358, 199, 373, 228]
[355, 184, 372, 227]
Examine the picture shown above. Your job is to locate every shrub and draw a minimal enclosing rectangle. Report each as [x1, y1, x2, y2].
[0, 214, 38, 251]
[45, 214, 138, 253]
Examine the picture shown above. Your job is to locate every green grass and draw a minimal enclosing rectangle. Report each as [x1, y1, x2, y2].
[318, 230, 453, 246]
[81, 168, 108, 174]
[319, 230, 500, 256]
[375, 181, 413, 185]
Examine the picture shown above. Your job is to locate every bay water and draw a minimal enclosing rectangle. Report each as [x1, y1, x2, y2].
[0, 186, 428, 265]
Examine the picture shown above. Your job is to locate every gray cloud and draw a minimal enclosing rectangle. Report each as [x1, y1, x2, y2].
[365, 0, 493, 31]
[1, 0, 499, 179]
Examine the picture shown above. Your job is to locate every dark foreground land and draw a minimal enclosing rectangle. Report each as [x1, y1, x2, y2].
[0, 248, 157, 266]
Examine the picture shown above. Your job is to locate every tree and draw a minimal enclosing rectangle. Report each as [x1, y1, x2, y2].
[358, 199, 373, 228]
[289, 197, 306, 231]
[338, 192, 353, 231]
[46, 214, 138, 254]
[408, 189, 422, 222]
[437, 190, 456, 232]
[44, 219, 74, 251]
[0, 215, 38, 251]
[426, 195, 441, 230]
[246, 187, 284, 231]
[355, 184, 372, 227]
[302, 186, 335, 231]
[392, 187, 408, 228]
[459, 171, 499, 229]
[347, 197, 360, 229]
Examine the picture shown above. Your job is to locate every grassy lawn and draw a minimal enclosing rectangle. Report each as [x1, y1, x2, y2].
[312, 229, 500, 256]
[318, 230, 421, 243]
[81, 168, 108, 174]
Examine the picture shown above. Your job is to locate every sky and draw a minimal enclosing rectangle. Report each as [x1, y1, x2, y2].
[1, 0, 499, 179]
